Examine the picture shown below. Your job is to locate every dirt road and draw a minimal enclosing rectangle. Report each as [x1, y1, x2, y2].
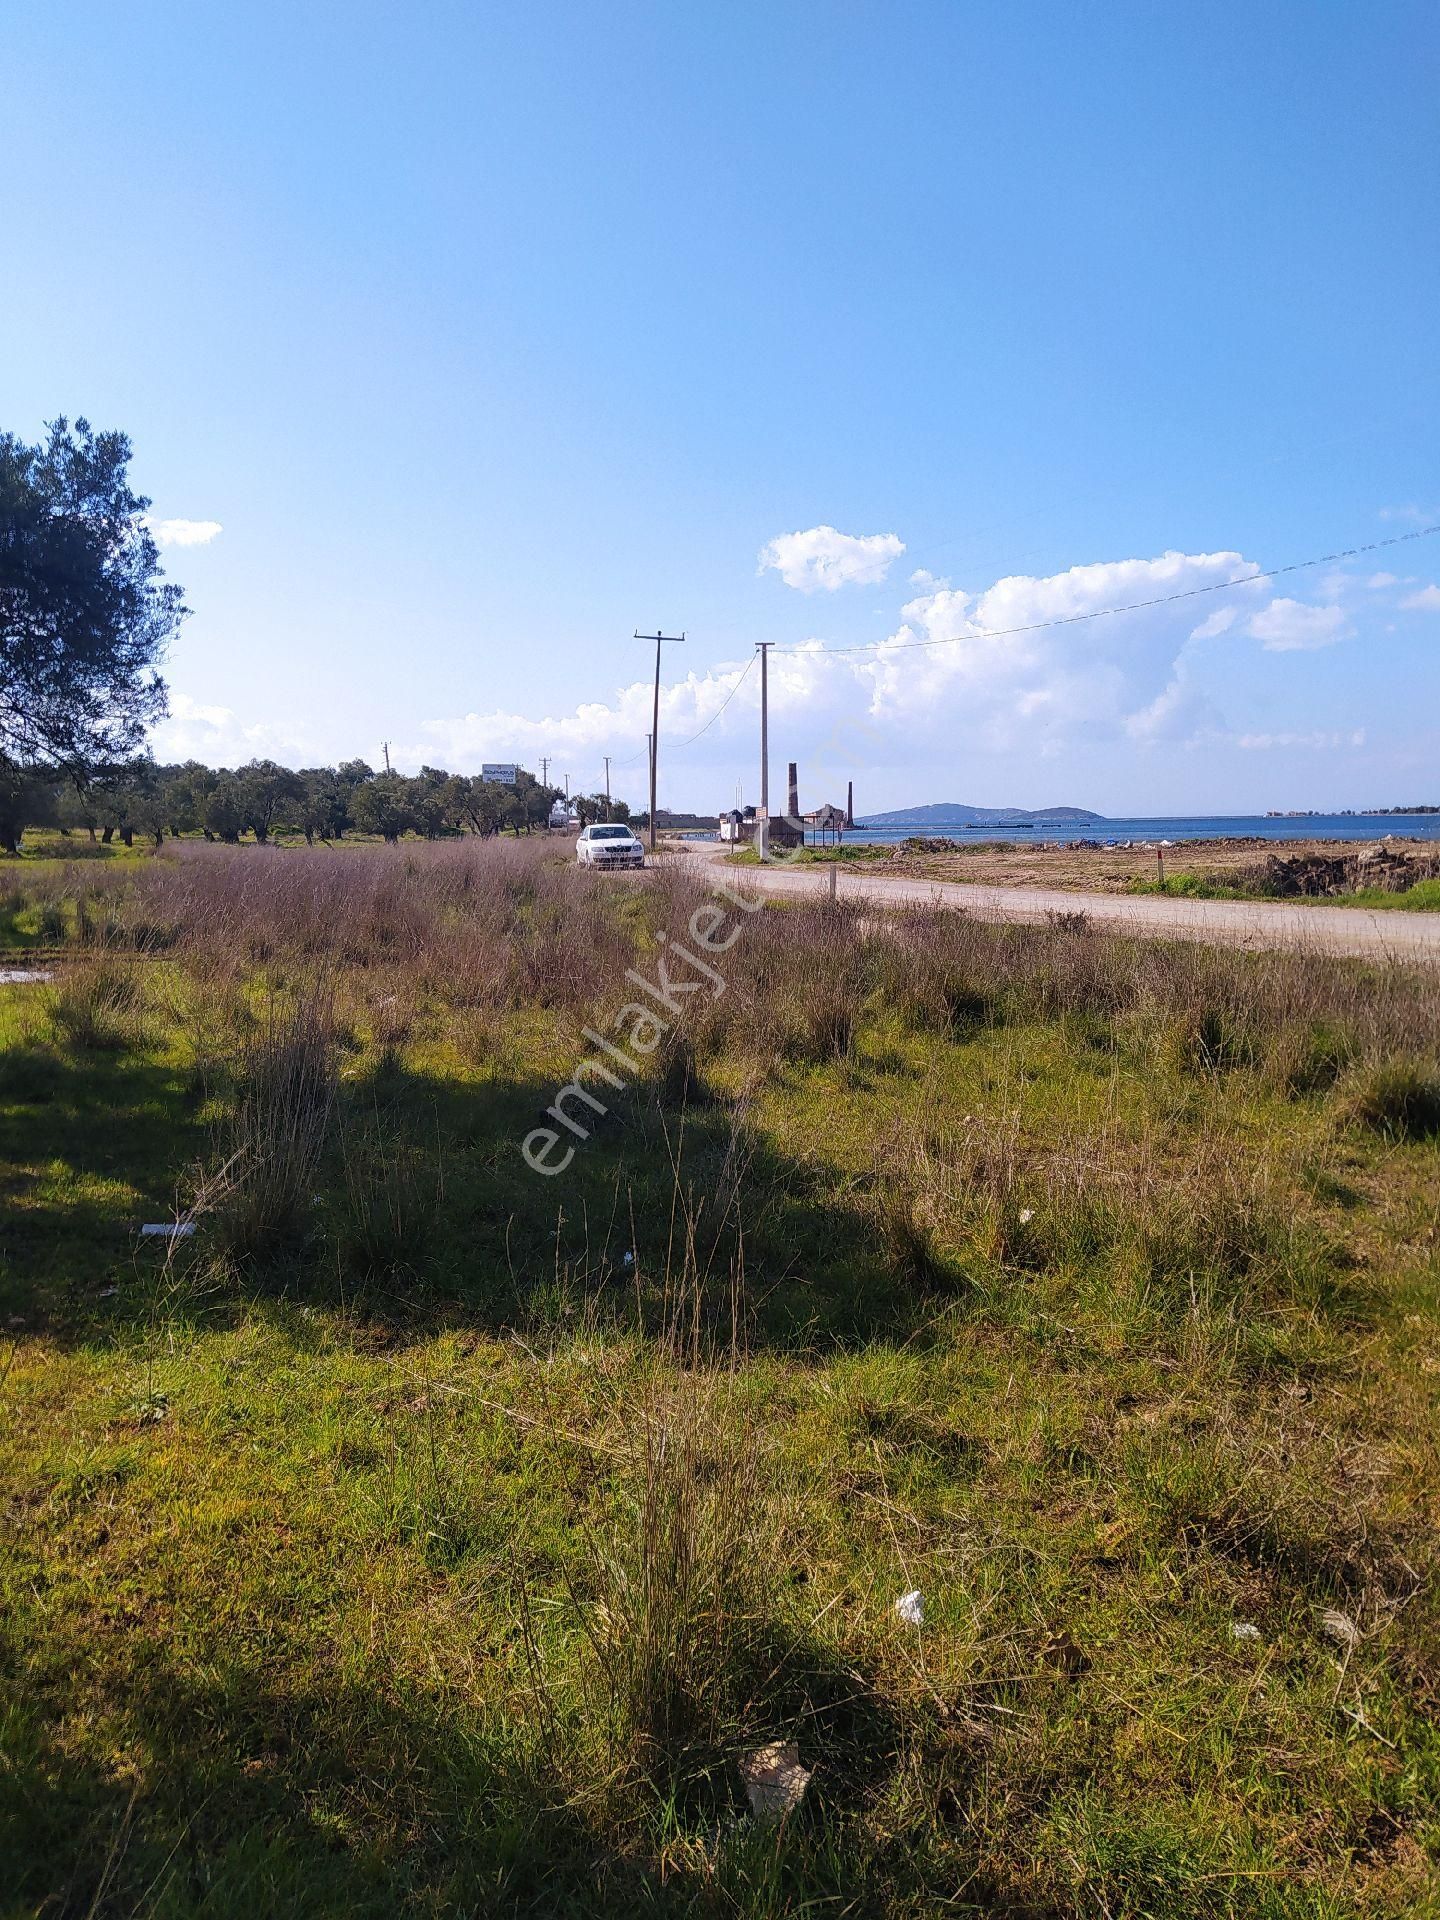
[676, 845, 1440, 963]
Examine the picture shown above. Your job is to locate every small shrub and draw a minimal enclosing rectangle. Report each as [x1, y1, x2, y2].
[872, 1186, 952, 1289]
[36, 901, 68, 943]
[47, 961, 140, 1052]
[1160, 1005, 1256, 1075]
[1266, 1020, 1354, 1097]
[1339, 1059, 1440, 1142]
[796, 992, 857, 1064]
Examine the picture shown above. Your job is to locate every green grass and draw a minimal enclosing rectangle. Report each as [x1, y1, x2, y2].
[2, 827, 158, 864]
[1344, 877, 1440, 911]
[2, 845, 1439, 1916]
[1133, 872, 1440, 910]
[725, 844, 898, 867]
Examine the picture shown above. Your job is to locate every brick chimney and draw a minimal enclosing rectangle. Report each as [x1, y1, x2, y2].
[787, 761, 799, 819]
[846, 779, 854, 829]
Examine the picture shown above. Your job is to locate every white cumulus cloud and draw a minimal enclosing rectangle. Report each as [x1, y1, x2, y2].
[410, 547, 1270, 801]
[149, 692, 316, 764]
[1245, 598, 1349, 651]
[149, 518, 223, 548]
[162, 542, 1380, 808]
[759, 525, 905, 593]
[1190, 607, 1238, 641]
[1400, 584, 1440, 612]
[858, 549, 1264, 750]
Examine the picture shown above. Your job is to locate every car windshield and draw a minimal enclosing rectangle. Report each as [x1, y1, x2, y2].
[590, 826, 631, 839]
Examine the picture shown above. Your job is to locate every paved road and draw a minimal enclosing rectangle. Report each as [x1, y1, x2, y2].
[674, 845, 1440, 963]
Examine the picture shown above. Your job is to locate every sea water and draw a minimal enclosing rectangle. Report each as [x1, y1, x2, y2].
[828, 813, 1440, 847]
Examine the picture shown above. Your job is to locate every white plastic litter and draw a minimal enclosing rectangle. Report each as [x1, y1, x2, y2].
[739, 1742, 811, 1820]
[0, 969, 54, 985]
[1018, 1208, 1035, 1225]
[1231, 1622, 1261, 1642]
[895, 1590, 925, 1627]
[140, 1223, 196, 1239]
[1321, 1608, 1359, 1648]
[622, 1251, 635, 1266]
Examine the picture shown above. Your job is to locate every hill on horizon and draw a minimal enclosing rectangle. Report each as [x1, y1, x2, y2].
[858, 801, 1106, 827]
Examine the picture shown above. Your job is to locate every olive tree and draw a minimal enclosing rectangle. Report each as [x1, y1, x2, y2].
[1, 419, 185, 848]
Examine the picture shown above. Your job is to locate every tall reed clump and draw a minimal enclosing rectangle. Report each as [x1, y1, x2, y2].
[46, 958, 142, 1052]
[208, 993, 337, 1267]
[553, 1366, 781, 1811]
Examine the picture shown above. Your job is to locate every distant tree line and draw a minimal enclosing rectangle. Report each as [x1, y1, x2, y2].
[1, 414, 634, 856]
[0, 757, 631, 852]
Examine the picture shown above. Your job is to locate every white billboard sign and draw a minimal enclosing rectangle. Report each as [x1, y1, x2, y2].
[481, 763, 520, 786]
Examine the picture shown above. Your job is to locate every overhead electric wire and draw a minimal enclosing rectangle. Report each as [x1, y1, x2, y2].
[668, 650, 757, 749]
[600, 650, 758, 775]
[775, 519, 1440, 656]
[587, 514, 1439, 783]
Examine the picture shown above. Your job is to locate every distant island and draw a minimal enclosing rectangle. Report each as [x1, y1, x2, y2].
[1268, 806, 1440, 818]
[858, 802, 1106, 827]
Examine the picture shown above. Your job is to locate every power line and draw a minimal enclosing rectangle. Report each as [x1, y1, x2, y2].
[777, 520, 1440, 656]
[591, 515, 1439, 784]
[606, 652, 758, 772]
[669, 652, 757, 750]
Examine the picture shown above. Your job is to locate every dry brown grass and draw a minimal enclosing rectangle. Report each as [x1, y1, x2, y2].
[645, 884, 1440, 1089]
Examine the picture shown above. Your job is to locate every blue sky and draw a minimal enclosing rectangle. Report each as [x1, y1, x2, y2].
[4, 1, 1437, 814]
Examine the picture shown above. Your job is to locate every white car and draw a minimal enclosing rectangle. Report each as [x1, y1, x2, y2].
[576, 822, 645, 869]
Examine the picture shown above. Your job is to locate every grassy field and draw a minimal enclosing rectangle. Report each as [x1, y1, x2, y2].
[1131, 874, 1440, 913]
[2, 839, 1439, 1917]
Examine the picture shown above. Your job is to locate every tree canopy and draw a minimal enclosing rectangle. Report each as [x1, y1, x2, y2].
[0, 418, 184, 773]
[3, 755, 570, 851]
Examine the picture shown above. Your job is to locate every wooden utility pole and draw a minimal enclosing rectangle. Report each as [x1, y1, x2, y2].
[381, 741, 392, 774]
[539, 757, 550, 789]
[755, 642, 773, 861]
[603, 756, 612, 821]
[636, 631, 685, 851]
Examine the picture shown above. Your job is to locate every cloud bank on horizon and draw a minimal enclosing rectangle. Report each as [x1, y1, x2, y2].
[151, 522, 1438, 805]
